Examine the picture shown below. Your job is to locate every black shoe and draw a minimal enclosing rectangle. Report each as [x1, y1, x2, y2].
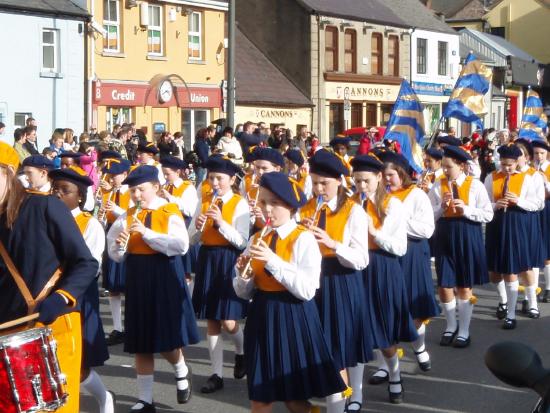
[368, 368, 389, 385]
[453, 336, 471, 348]
[439, 329, 457, 346]
[176, 364, 192, 404]
[521, 299, 528, 315]
[128, 400, 156, 413]
[527, 308, 541, 319]
[200, 374, 223, 394]
[388, 380, 403, 404]
[414, 349, 431, 371]
[345, 401, 362, 412]
[502, 318, 517, 330]
[106, 330, 125, 346]
[234, 354, 246, 379]
[496, 303, 508, 320]
[542, 290, 550, 303]
[100, 288, 110, 298]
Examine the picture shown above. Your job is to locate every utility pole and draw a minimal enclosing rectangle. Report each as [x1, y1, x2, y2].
[227, 0, 236, 128]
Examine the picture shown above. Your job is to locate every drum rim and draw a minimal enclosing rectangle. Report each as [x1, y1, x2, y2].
[0, 327, 52, 349]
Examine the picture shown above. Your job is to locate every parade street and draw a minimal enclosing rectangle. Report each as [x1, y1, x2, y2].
[82, 281, 550, 413]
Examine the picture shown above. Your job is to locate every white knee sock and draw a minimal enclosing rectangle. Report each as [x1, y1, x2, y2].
[441, 299, 457, 333]
[495, 280, 507, 305]
[526, 285, 538, 311]
[228, 326, 244, 355]
[412, 323, 429, 363]
[457, 299, 473, 339]
[348, 364, 364, 407]
[134, 374, 153, 406]
[544, 265, 550, 290]
[82, 370, 114, 413]
[372, 349, 388, 376]
[173, 355, 189, 390]
[326, 391, 346, 413]
[533, 267, 540, 288]
[109, 295, 123, 332]
[207, 334, 223, 377]
[385, 354, 401, 393]
[505, 281, 519, 319]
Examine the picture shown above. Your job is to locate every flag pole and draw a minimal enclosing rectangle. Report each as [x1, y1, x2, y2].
[426, 115, 445, 148]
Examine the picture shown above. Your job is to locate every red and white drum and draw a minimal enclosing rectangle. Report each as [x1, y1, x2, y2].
[0, 327, 67, 413]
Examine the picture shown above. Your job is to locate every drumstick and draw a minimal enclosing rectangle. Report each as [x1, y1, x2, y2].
[0, 313, 39, 330]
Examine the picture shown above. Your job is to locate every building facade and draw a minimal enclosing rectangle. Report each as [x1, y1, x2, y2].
[0, 1, 88, 149]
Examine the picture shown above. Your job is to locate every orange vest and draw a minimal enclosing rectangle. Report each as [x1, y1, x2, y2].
[201, 180, 213, 199]
[300, 196, 356, 257]
[165, 180, 193, 217]
[525, 167, 536, 177]
[244, 174, 259, 201]
[391, 185, 416, 202]
[492, 171, 526, 201]
[440, 176, 473, 218]
[200, 192, 242, 246]
[75, 211, 93, 235]
[104, 188, 131, 224]
[250, 225, 307, 292]
[126, 203, 182, 254]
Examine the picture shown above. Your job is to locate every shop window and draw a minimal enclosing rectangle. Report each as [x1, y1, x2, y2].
[329, 103, 344, 137]
[106, 107, 132, 132]
[351, 103, 362, 127]
[147, 5, 163, 55]
[182, 109, 210, 150]
[366, 104, 377, 127]
[103, 0, 120, 52]
[417, 38, 427, 74]
[388, 35, 399, 77]
[438, 41, 448, 76]
[14, 112, 32, 129]
[41, 29, 59, 73]
[188, 11, 202, 60]
[344, 29, 356, 74]
[325, 26, 338, 72]
[380, 104, 393, 126]
[371, 33, 382, 75]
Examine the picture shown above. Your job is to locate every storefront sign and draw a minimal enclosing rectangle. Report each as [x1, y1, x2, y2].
[412, 81, 452, 96]
[326, 82, 400, 102]
[255, 109, 299, 118]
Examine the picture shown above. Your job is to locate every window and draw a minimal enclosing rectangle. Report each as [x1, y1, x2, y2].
[417, 38, 427, 74]
[329, 103, 344, 137]
[325, 26, 338, 72]
[344, 29, 356, 73]
[366, 104, 377, 127]
[188, 11, 202, 60]
[490, 26, 505, 38]
[103, 0, 120, 52]
[106, 107, 132, 132]
[371, 33, 383, 75]
[388, 35, 399, 77]
[42, 29, 58, 72]
[381, 104, 394, 126]
[351, 103, 362, 127]
[182, 109, 210, 149]
[438, 41, 448, 76]
[147, 5, 163, 55]
[14, 113, 32, 128]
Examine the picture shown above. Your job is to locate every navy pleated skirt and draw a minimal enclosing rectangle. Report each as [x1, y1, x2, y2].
[102, 257, 126, 293]
[364, 249, 418, 350]
[486, 208, 532, 274]
[245, 290, 346, 402]
[540, 199, 550, 261]
[528, 211, 545, 269]
[124, 254, 200, 354]
[192, 245, 248, 320]
[315, 257, 373, 371]
[435, 217, 488, 287]
[399, 238, 440, 320]
[80, 278, 109, 368]
[181, 243, 200, 274]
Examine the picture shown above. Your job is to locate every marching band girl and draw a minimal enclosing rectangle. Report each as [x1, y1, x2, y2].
[234, 171, 345, 413]
[284, 148, 313, 199]
[298, 150, 370, 413]
[188, 155, 250, 394]
[429, 146, 493, 346]
[49, 166, 114, 413]
[418, 148, 444, 193]
[21, 154, 54, 192]
[107, 165, 199, 412]
[136, 142, 165, 184]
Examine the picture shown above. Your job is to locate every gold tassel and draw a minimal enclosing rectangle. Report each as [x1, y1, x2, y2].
[422, 319, 431, 326]
[469, 295, 478, 305]
[397, 348, 404, 359]
[342, 386, 353, 398]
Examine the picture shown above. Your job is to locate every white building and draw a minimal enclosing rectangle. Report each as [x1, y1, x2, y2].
[0, 0, 88, 150]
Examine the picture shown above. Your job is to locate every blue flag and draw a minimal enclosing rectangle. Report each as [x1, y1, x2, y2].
[519, 89, 547, 141]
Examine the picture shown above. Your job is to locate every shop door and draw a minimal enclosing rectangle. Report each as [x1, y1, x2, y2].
[508, 96, 518, 130]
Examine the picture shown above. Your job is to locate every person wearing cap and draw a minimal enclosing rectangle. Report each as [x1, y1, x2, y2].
[284, 148, 312, 199]
[98, 158, 133, 346]
[232, 172, 345, 413]
[188, 155, 250, 394]
[49, 166, 114, 413]
[436, 134, 462, 148]
[428, 146, 492, 346]
[348, 154, 415, 406]
[485, 144, 540, 330]
[514, 140, 545, 319]
[419, 148, 444, 193]
[107, 165, 199, 412]
[22, 154, 55, 193]
[136, 142, 165, 185]
[532, 139, 550, 303]
[59, 152, 97, 212]
[298, 149, 370, 413]
[0, 141, 98, 413]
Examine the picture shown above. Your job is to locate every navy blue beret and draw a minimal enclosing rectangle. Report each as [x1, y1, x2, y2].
[443, 146, 472, 162]
[137, 142, 159, 155]
[98, 150, 122, 162]
[376, 151, 412, 175]
[122, 165, 159, 186]
[59, 152, 83, 159]
[244, 145, 258, 163]
[284, 149, 306, 167]
[497, 144, 522, 160]
[531, 140, 550, 152]
[253, 147, 285, 167]
[329, 136, 351, 147]
[102, 158, 131, 175]
[514, 138, 533, 158]
[49, 165, 93, 187]
[204, 155, 241, 177]
[309, 149, 349, 178]
[437, 135, 462, 147]
[22, 154, 54, 170]
[260, 172, 307, 209]
[425, 148, 444, 160]
[160, 156, 187, 170]
[351, 154, 384, 173]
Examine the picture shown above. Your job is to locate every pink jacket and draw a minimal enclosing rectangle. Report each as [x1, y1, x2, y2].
[79, 150, 99, 191]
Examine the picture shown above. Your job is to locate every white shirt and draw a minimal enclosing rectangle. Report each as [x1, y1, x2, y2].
[233, 219, 322, 301]
[520, 165, 545, 211]
[424, 168, 444, 191]
[188, 190, 250, 250]
[107, 196, 189, 262]
[368, 195, 408, 256]
[145, 159, 166, 185]
[84, 186, 95, 212]
[165, 178, 199, 218]
[38, 181, 51, 193]
[429, 173, 493, 222]
[71, 208, 105, 276]
[468, 160, 481, 180]
[289, 173, 313, 200]
[484, 170, 540, 212]
[538, 160, 550, 193]
[399, 186, 435, 239]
